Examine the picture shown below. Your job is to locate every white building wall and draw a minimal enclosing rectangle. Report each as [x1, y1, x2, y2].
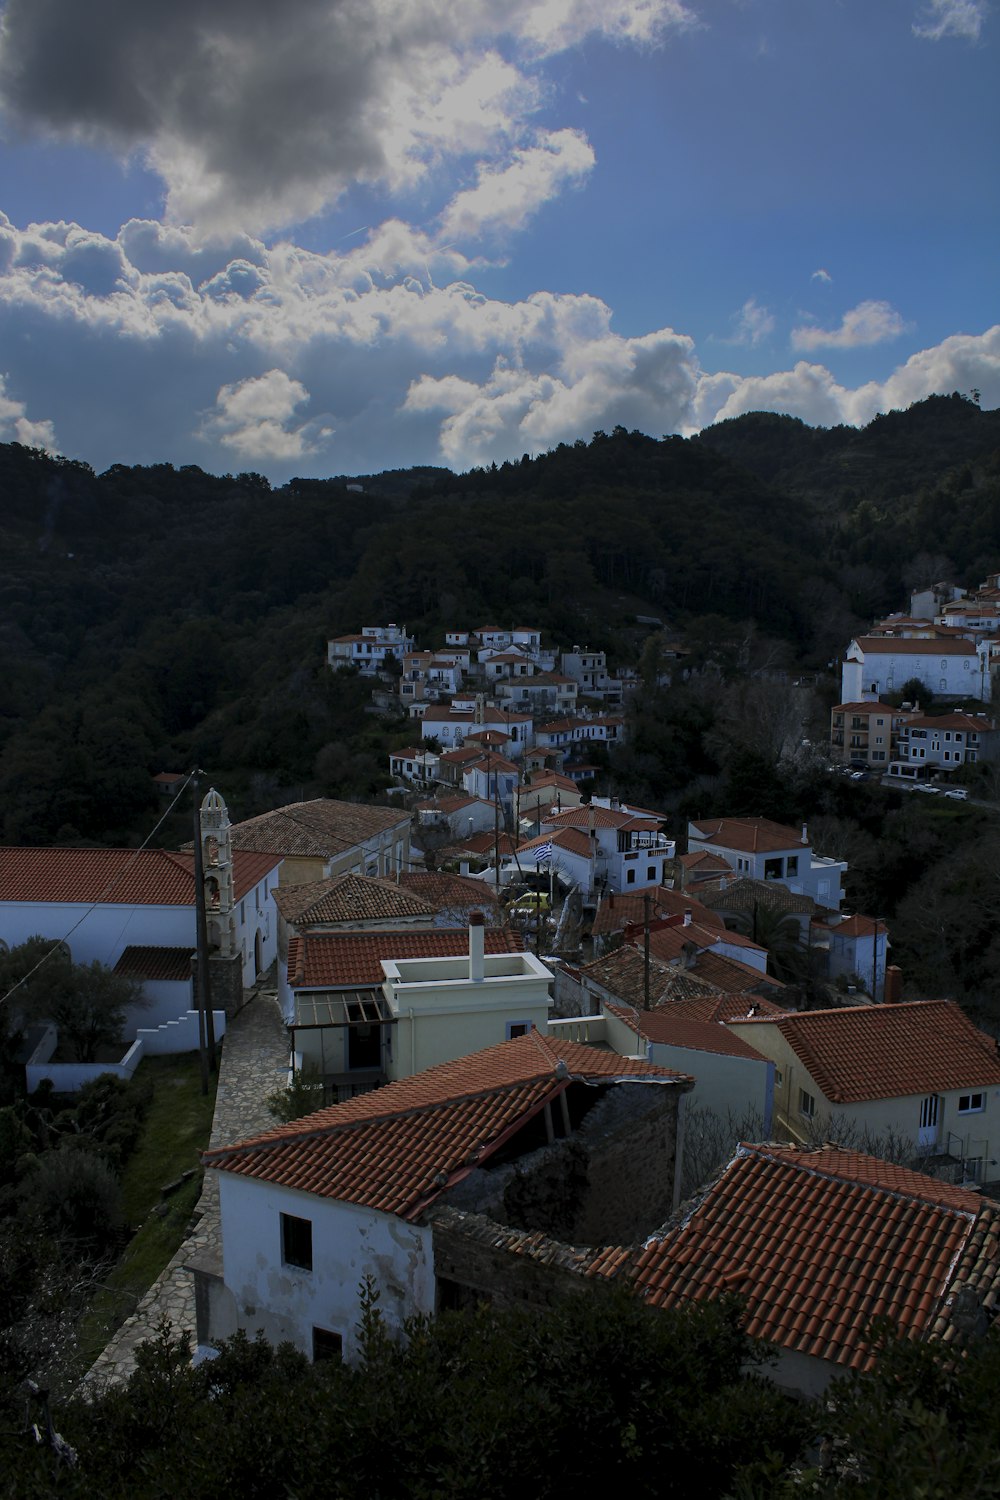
[216, 1175, 436, 1361]
[0, 900, 195, 968]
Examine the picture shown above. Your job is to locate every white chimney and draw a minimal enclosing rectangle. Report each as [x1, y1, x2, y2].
[801, 823, 808, 845]
[469, 910, 485, 981]
[683, 908, 692, 927]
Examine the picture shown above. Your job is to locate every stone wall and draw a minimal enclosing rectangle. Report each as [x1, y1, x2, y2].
[442, 1078, 685, 1253]
[430, 1207, 596, 1312]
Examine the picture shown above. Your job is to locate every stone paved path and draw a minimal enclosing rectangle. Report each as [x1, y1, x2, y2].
[84, 986, 289, 1389]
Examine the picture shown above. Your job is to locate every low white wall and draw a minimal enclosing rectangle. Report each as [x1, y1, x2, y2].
[27, 1039, 145, 1094]
[136, 1009, 227, 1055]
[124, 977, 195, 1035]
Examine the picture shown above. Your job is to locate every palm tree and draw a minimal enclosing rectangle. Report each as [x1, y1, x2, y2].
[727, 902, 811, 985]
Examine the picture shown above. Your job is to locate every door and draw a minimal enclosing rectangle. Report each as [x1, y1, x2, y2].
[918, 1095, 940, 1149]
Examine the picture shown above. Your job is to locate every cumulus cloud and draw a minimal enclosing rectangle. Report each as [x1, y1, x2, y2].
[0, 211, 995, 480]
[811, 268, 832, 283]
[913, 0, 988, 41]
[203, 370, 329, 462]
[791, 299, 908, 351]
[0, 0, 690, 233]
[0, 371, 57, 450]
[437, 128, 595, 244]
[728, 297, 774, 346]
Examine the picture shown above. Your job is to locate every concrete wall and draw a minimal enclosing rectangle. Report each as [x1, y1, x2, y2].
[0, 901, 194, 968]
[123, 976, 194, 1033]
[212, 1175, 436, 1361]
[27, 1037, 145, 1094]
[136, 1009, 227, 1055]
[600, 1008, 773, 1131]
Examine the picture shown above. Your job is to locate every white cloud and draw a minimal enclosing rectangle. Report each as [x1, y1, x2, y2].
[0, 212, 996, 481]
[0, 0, 691, 235]
[913, 0, 988, 41]
[204, 370, 324, 462]
[0, 371, 57, 450]
[437, 129, 595, 243]
[729, 297, 774, 346]
[811, 268, 832, 283]
[791, 299, 908, 351]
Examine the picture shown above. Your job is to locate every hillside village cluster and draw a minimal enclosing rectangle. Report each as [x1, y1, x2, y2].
[5, 575, 1000, 1400]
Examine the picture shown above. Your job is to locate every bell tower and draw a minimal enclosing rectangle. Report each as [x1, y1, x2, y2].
[200, 787, 236, 958]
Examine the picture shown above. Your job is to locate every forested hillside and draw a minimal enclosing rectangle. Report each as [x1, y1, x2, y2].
[2, 394, 999, 848]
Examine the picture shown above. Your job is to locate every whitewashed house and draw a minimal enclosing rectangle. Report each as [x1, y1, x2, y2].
[841, 634, 988, 702]
[686, 817, 846, 911]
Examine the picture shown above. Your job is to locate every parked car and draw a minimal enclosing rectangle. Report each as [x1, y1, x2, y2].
[915, 784, 940, 795]
[944, 787, 969, 800]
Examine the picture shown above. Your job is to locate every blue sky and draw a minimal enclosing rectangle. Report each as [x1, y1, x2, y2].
[0, 0, 995, 482]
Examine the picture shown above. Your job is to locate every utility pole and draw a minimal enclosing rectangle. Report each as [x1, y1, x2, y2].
[643, 889, 652, 1011]
[192, 772, 217, 1091]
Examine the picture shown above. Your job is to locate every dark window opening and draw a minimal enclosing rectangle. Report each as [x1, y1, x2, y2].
[348, 1023, 381, 1071]
[281, 1212, 313, 1271]
[312, 1327, 343, 1362]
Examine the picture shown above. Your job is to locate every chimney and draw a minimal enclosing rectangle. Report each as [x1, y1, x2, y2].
[801, 823, 808, 845]
[883, 965, 903, 1004]
[683, 908, 692, 927]
[609, 891, 615, 909]
[469, 910, 485, 982]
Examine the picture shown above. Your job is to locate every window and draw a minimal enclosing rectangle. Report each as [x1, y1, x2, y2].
[958, 1093, 986, 1114]
[506, 1021, 531, 1039]
[626, 869, 635, 885]
[799, 1089, 816, 1118]
[312, 1327, 343, 1362]
[774, 1068, 783, 1087]
[281, 1213, 313, 1271]
[786, 856, 799, 876]
[647, 866, 656, 880]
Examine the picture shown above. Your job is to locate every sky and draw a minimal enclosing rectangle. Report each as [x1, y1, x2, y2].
[0, 0, 996, 483]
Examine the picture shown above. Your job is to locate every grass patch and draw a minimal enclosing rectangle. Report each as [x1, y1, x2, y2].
[75, 1051, 219, 1374]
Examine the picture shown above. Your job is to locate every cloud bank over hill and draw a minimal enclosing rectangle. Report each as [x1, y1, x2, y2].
[0, 0, 994, 478]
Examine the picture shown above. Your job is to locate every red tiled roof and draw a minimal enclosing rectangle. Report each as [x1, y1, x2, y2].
[906, 713, 996, 731]
[0, 847, 278, 906]
[605, 1004, 767, 1060]
[664, 992, 788, 1023]
[288, 926, 522, 988]
[690, 949, 784, 993]
[729, 1000, 1000, 1103]
[592, 888, 723, 937]
[677, 850, 732, 871]
[851, 635, 977, 655]
[689, 817, 806, 855]
[228, 799, 407, 857]
[205, 1032, 689, 1219]
[114, 945, 193, 982]
[599, 1143, 996, 1373]
[272, 874, 436, 927]
[631, 922, 767, 967]
[519, 827, 593, 860]
[397, 872, 503, 907]
[815, 914, 886, 941]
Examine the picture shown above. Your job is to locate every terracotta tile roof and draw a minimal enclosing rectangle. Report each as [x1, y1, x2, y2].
[458, 832, 522, 857]
[633, 922, 767, 967]
[288, 926, 522, 988]
[113, 945, 193, 981]
[415, 794, 481, 813]
[227, 799, 408, 857]
[677, 850, 732, 872]
[831, 701, 896, 714]
[689, 817, 807, 855]
[605, 1003, 767, 1060]
[272, 874, 436, 927]
[544, 805, 642, 831]
[907, 713, 996, 731]
[699, 877, 816, 917]
[691, 949, 784, 993]
[730, 1000, 1000, 1102]
[591, 888, 723, 937]
[205, 1032, 689, 1220]
[597, 1143, 999, 1373]
[814, 914, 886, 941]
[664, 992, 788, 1023]
[519, 827, 594, 860]
[852, 635, 977, 655]
[582, 946, 700, 1011]
[397, 872, 503, 908]
[0, 847, 278, 907]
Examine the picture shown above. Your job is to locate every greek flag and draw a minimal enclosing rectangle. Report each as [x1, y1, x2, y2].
[532, 842, 553, 864]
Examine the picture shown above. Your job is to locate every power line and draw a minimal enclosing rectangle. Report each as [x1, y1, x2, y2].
[0, 770, 198, 1011]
